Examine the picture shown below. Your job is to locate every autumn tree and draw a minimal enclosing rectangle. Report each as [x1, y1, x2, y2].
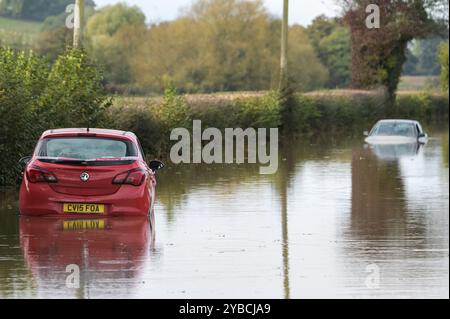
[86, 3, 146, 88]
[0, 0, 95, 21]
[341, 0, 449, 101]
[132, 0, 327, 93]
[307, 16, 351, 88]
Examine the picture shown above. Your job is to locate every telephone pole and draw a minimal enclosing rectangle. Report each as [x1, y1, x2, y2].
[279, 0, 289, 92]
[73, 0, 85, 48]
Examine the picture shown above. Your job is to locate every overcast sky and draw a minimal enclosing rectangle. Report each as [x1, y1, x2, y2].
[94, 0, 341, 26]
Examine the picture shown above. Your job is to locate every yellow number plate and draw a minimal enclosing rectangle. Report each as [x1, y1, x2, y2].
[63, 220, 106, 231]
[63, 203, 105, 214]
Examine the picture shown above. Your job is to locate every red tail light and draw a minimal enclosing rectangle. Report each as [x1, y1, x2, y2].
[26, 165, 58, 183]
[113, 168, 146, 186]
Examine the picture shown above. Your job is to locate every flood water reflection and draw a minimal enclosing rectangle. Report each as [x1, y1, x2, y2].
[0, 127, 448, 299]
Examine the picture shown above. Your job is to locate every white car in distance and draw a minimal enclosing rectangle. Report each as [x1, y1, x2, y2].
[364, 119, 428, 145]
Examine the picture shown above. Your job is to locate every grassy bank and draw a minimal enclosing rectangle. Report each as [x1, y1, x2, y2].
[111, 90, 449, 159]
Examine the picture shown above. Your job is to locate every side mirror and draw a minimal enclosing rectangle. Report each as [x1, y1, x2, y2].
[363, 131, 369, 137]
[18, 156, 32, 171]
[418, 133, 426, 138]
[149, 160, 165, 172]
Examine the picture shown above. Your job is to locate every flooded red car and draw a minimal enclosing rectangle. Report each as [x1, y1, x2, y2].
[19, 128, 164, 217]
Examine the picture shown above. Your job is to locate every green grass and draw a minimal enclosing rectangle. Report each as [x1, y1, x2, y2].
[0, 17, 42, 48]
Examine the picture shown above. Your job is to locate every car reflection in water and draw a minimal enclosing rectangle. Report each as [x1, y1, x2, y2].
[20, 216, 154, 298]
[365, 142, 424, 161]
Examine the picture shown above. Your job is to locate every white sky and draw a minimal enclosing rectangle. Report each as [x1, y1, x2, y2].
[94, 0, 341, 26]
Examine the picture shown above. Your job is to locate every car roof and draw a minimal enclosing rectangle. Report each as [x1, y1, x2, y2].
[376, 119, 420, 125]
[41, 128, 137, 141]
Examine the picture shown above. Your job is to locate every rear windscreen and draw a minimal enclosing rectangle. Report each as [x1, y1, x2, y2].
[37, 137, 138, 160]
[371, 123, 417, 137]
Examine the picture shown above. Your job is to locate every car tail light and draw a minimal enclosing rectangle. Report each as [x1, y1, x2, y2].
[113, 168, 146, 186]
[26, 165, 58, 183]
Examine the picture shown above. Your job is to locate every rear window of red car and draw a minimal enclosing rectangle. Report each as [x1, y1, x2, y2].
[36, 137, 138, 160]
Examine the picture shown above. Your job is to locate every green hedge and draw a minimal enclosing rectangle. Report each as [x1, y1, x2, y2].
[112, 91, 449, 159]
[0, 48, 111, 185]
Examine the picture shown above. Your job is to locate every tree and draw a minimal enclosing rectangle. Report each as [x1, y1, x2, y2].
[0, 0, 95, 21]
[35, 4, 95, 61]
[288, 26, 329, 91]
[86, 3, 146, 87]
[341, 0, 449, 102]
[413, 37, 448, 75]
[34, 26, 73, 61]
[307, 16, 351, 88]
[132, 0, 327, 93]
[0, 48, 111, 185]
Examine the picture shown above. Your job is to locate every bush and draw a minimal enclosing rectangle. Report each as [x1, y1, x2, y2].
[235, 92, 282, 128]
[190, 92, 281, 129]
[37, 49, 112, 129]
[0, 48, 112, 185]
[112, 105, 163, 158]
[111, 89, 449, 159]
[0, 49, 48, 185]
[396, 93, 449, 123]
[287, 92, 448, 137]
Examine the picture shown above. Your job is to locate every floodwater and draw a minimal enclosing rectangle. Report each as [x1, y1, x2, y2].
[0, 127, 448, 299]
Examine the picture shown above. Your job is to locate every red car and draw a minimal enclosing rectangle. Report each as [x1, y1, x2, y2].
[18, 128, 164, 217]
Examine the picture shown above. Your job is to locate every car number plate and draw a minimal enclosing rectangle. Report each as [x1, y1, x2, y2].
[63, 203, 105, 214]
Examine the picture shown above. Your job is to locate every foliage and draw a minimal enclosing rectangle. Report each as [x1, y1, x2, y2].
[34, 26, 72, 61]
[288, 26, 329, 91]
[0, 48, 111, 185]
[130, 0, 327, 94]
[112, 106, 163, 159]
[156, 83, 192, 132]
[411, 37, 448, 76]
[0, 0, 95, 21]
[290, 91, 448, 136]
[110, 90, 448, 158]
[37, 49, 112, 128]
[439, 42, 449, 90]
[85, 3, 146, 86]
[307, 16, 352, 88]
[342, 0, 449, 100]
[0, 48, 48, 185]
[35, 6, 96, 61]
[235, 92, 282, 128]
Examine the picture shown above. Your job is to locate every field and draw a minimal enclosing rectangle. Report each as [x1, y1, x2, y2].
[398, 76, 441, 92]
[0, 17, 42, 48]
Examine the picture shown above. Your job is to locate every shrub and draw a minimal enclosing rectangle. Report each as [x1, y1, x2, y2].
[0, 48, 49, 185]
[396, 93, 449, 123]
[235, 92, 282, 128]
[111, 90, 448, 160]
[111, 105, 163, 158]
[37, 49, 113, 129]
[0, 48, 112, 185]
[155, 84, 191, 131]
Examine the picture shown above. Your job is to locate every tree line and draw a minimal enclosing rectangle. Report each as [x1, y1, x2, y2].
[0, 0, 94, 21]
[1, 0, 449, 96]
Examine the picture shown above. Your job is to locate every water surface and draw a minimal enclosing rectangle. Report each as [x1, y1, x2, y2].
[0, 128, 448, 299]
